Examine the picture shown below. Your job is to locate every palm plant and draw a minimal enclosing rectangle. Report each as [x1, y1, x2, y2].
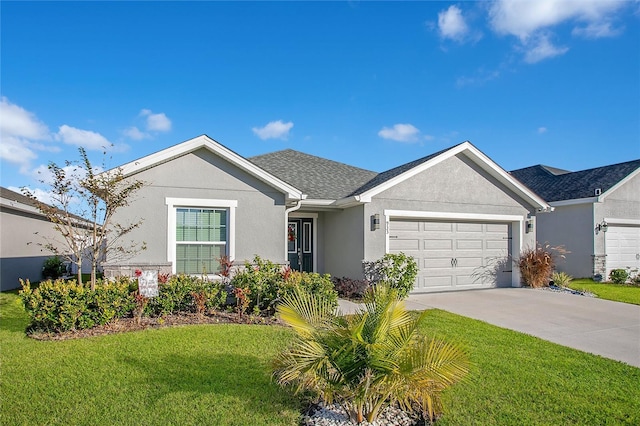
[272, 284, 470, 424]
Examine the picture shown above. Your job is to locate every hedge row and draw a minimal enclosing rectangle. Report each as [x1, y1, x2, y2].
[19, 259, 338, 333]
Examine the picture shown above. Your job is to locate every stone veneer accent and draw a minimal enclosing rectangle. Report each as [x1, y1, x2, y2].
[592, 254, 607, 280]
[102, 262, 172, 279]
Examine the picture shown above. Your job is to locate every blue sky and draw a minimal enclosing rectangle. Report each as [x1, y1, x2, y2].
[1, 1, 639, 202]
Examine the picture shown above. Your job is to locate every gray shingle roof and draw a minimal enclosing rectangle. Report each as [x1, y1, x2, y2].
[250, 143, 469, 200]
[249, 149, 378, 199]
[510, 160, 640, 202]
[0, 186, 40, 209]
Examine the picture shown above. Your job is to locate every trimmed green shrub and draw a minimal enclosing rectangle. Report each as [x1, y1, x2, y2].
[280, 271, 337, 308]
[20, 278, 134, 333]
[42, 256, 67, 279]
[230, 256, 283, 312]
[609, 269, 629, 284]
[230, 256, 338, 313]
[378, 253, 418, 298]
[145, 274, 227, 316]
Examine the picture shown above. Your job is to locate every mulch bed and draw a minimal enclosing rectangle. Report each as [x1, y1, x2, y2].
[27, 311, 286, 341]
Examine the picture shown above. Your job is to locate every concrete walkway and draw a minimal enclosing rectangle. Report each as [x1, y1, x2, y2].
[338, 288, 640, 368]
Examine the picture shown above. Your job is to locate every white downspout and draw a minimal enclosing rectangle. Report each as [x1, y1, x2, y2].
[284, 200, 303, 263]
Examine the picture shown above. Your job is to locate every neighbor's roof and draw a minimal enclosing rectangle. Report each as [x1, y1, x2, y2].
[510, 159, 640, 202]
[249, 149, 377, 199]
[0, 186, 90, 223]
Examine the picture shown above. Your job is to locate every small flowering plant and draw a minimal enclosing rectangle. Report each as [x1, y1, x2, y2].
[134, 269, 142, 277]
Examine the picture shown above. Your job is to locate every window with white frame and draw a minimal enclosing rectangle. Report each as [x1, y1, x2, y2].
[175, 208, 227, 274]
[166, 198, 237, 275]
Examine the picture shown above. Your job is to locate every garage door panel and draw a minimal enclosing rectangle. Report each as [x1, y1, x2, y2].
[486, 223, 509, 233]
[486, 239, 509, 250]
[389, 238, 420, 251]
[425, 258, 456, 268]
[423, 239, 453, 250]
[389, 221, 420, 231]
[423, 222, 453, 231]
[457, 223, 483, 232]
[456, 257, 484, 268]
[456, 239, 483, 250]
[422, 275, 453, 288]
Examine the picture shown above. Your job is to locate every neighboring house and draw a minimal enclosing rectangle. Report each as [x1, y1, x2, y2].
[0, 187, 90, 291]
[511, 160, 640, 280]
[107, 135, 548, 293]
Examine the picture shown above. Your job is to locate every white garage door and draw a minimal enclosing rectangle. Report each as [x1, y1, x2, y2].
[389, 220, 512, 293]
[605, 225, 640, 277]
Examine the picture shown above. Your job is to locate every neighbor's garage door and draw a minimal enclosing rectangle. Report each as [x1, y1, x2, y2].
[389, 220, 512, 293]
[605, 225, 640, 277]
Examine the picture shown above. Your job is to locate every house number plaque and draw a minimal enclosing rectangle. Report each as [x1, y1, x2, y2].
[138, 270, 159, 298]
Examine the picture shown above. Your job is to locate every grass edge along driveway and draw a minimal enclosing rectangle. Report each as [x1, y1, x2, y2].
[1, 292, 639, 425]
[568, 278, 640, 305]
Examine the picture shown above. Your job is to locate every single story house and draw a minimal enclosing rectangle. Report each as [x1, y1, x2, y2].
[106, 135, 549, 293]
[0, 187, 90, 291]
[511, 160, 640, 280]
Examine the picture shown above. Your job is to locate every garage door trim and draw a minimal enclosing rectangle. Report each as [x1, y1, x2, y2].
[384, 209, 525, 288]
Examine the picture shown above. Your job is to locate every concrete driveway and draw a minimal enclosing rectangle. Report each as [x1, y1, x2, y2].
[339, 288, 640, 368]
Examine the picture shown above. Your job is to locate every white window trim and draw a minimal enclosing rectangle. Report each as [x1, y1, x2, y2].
[166, 197, 237, 275]
[383, 209, 524, 287]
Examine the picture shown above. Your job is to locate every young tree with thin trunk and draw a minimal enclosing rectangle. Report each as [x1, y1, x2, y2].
[23, 147, 146, 289]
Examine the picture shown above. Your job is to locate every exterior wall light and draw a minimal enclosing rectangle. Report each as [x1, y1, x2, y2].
[595, 220, 608, 234]
[372, 213, 381, 230]
[526, 220, 534, 233]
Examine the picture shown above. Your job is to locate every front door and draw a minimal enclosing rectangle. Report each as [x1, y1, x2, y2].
[288, 218, 313, 272]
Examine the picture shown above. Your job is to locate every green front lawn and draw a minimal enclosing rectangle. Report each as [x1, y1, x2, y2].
[1, 292, 639, 425]
[567, 279, 640, 305]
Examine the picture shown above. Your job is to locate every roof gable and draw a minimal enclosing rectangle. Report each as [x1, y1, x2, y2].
[346, 141, 549, 209]
[115, 135, 305, 200]
[511, 159, 640, 202]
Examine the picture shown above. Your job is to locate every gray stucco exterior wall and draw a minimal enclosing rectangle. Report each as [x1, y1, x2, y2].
[323, 205, 365, 279]
[536, 203, 594, 278]
[1, 209, 67, 290]
[110, 148, 288, 271]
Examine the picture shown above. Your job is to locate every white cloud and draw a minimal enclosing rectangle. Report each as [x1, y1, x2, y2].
[378, 124, 421, 143]
[538, 127, 548, 134]
[0, 97, 50, 141]
[56, 125, 112, 150]
[252, 120, 294, 140]
[572, 21, 621, 38]
[29, 163, 87, 186]
[0, 136, 39, 173]
[523, 34, 569, 63]
[140, 109, 172, 132]
[123, 126, 149, 140]
[0, 98, 54, 172]
[488, 0, 625, 63]
[438, 5, 469, 41]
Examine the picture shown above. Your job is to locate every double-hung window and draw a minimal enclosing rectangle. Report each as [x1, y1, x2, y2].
[166, 198, 237, 275]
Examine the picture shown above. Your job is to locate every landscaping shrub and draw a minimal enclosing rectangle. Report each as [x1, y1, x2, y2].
[516, 244, 567, 288]
[42, 255, 67, 280]
[609, 269, 629, 284]
[551, 271, 573, 287]
[332, 276, 371, 299]
[230, 256, 283, 312]
[145, 274, 226, 316]
[363, 253, 418, 298]
[20, 278, 134, 333]
[230, 256, 338, 313]
[280, 271, 337, 307]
